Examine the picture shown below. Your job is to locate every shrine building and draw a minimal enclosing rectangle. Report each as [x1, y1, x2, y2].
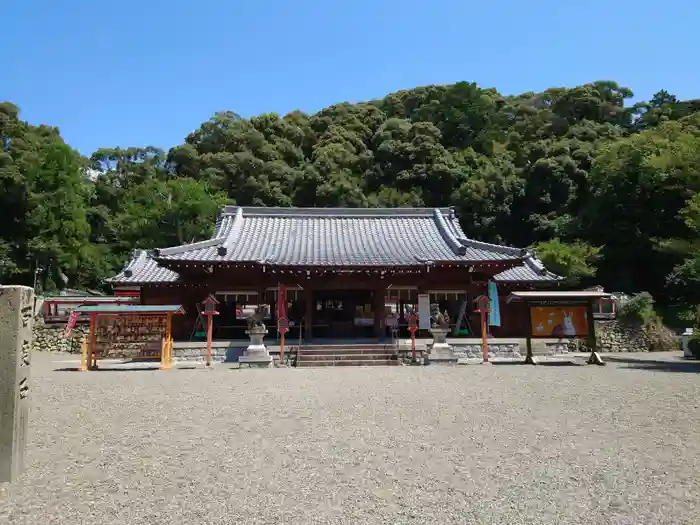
[107, 206, 563, 341]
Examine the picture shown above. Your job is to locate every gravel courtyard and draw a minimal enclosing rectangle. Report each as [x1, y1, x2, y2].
[2, 353, 699, 525]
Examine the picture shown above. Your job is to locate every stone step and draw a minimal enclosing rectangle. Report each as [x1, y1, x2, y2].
[298, 353, 397, 362]
[297, 359, 400, 367]
[297, 345, 395, 352]
[298, 348, 397, 356]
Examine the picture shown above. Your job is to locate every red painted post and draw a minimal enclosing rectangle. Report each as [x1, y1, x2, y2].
[408, 314, 418, 363]
[200, 295, 219, 368]
[475, 295, 491, 363]
[206, 313, 213, 367]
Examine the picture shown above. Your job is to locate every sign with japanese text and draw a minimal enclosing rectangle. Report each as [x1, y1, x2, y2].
[94, 315, 167, 359]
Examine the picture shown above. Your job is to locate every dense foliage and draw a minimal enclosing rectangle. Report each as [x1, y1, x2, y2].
[2, 81, 700, 323]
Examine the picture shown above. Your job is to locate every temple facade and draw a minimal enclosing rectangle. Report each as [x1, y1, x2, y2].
[107, 206, 562, 341]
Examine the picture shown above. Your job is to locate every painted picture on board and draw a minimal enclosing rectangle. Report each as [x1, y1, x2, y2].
[530, 306, 588, 337]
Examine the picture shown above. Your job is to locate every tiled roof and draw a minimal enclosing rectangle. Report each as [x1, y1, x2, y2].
[108, 241, 560, 285]
[493, 255, 562, 282]
[107, 250, 180, 284]
[152, 207, 530, 266]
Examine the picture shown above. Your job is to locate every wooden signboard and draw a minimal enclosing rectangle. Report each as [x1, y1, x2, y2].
[530, 305, 588, 338]
[93, 315, 168, 359]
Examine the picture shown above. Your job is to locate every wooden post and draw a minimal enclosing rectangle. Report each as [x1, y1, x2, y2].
[79, 339, 88, 371]
[481, 310, 489, 363]
[205, 313, 213, 367]
[373, 286, 385, 339]
[586, 300, 604, 365]
[411, 330, 416, 362]
[164, 313, 173, 370]
[88, 313, 97, 370]
[524, 302, 536, 365]
[160, 336, 167, 370]
[408, 314, 418, 364]
[304, 288, 313, 340]
[280, 332, 285, 362]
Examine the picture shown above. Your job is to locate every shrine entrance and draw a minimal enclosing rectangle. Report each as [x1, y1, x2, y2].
[311, 289, 375, 339]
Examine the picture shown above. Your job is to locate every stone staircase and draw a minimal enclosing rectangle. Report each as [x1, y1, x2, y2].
[295, 344, 400, 367]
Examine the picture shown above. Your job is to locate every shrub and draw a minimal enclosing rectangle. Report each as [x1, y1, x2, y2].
[617, 292, 655, 323]
[688, 335, 700, 359]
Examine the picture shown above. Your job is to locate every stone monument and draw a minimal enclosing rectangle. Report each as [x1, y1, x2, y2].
[239, 305, 273, 368]
[428, 304, 457, 364]
[0, 286, 34, 482]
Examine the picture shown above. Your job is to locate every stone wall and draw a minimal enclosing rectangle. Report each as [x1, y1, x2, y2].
[576, 320, 678, 353]
[32, 317, 87, 353]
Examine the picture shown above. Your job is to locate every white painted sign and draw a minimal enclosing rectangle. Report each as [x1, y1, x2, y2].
[418, 293, 431, 330]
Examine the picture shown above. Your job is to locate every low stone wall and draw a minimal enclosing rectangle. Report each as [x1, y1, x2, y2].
[575, 320, 678, 353]
[32, 318, 87, 353]
[453, 342, 522, 359]
[173, 343, 246, 363]
[594, 320, 651, 352]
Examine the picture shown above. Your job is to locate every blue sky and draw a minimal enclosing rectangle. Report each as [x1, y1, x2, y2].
[2, 0, 698, 156]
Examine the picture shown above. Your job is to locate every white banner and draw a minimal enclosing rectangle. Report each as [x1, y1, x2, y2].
[418, 294, 431, 330]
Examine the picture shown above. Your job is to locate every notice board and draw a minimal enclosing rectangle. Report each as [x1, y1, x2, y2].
[530, 306, 588, 337]
[94, 315, 167, 359]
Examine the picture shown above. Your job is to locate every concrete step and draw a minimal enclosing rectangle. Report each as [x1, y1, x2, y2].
[298, 353, 397, 362]
[297, 359, 400, 367]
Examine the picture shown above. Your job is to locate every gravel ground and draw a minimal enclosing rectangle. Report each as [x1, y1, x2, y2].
[1, 352, 699, 525]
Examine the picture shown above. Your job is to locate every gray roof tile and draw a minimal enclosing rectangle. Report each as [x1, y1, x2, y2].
[107, 250, 180, 284]
[153, 207, 529, 266]
[493, 255, 562, 282]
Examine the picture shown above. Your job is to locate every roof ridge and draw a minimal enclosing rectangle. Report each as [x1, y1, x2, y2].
[219, 207, 245, 253]
[222, 205, 454, 218]
[524, 252, 563, 280]
[445, 217, 527, 257]
[433, 209, 467, 256]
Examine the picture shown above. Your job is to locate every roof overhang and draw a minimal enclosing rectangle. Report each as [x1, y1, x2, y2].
[507, 291, 611, 304]
[74, 304, 185, 315]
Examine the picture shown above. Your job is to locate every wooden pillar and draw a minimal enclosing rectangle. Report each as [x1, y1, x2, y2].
[524, 302, 536, 365]
[373, 285, 385, 339]
[88, 313, 97, 370]
[304, 287, 313, 340]
[586, 300, 604, 365]
[166, 313, 173, 369]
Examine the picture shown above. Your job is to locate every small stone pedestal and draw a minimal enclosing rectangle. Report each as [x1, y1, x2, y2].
[0, 286, 34, 482]
[239, 327, 272, 368]
[428, 327, 457, 364]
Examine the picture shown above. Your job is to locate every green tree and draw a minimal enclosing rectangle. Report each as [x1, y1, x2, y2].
[530, 239, 600, 284]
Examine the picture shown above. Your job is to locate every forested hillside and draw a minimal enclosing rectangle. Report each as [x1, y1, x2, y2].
[2, 80, 700, 323]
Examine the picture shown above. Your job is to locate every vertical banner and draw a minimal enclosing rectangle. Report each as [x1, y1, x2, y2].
[277, 284, 287, 322]
[418, 293, 430, 330]
[63, 310, 79, 338]
[488, 281, 501, 327]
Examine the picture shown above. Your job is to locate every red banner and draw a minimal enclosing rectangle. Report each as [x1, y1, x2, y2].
[63, 311, 79, 338]
[277, 285, 288, 333]
[277, 285, 287, 319]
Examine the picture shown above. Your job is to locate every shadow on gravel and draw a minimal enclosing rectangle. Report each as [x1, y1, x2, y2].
[607, 357, 700, 374]
[489, 360, 584, 367]
[53, 367, 159, 372]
